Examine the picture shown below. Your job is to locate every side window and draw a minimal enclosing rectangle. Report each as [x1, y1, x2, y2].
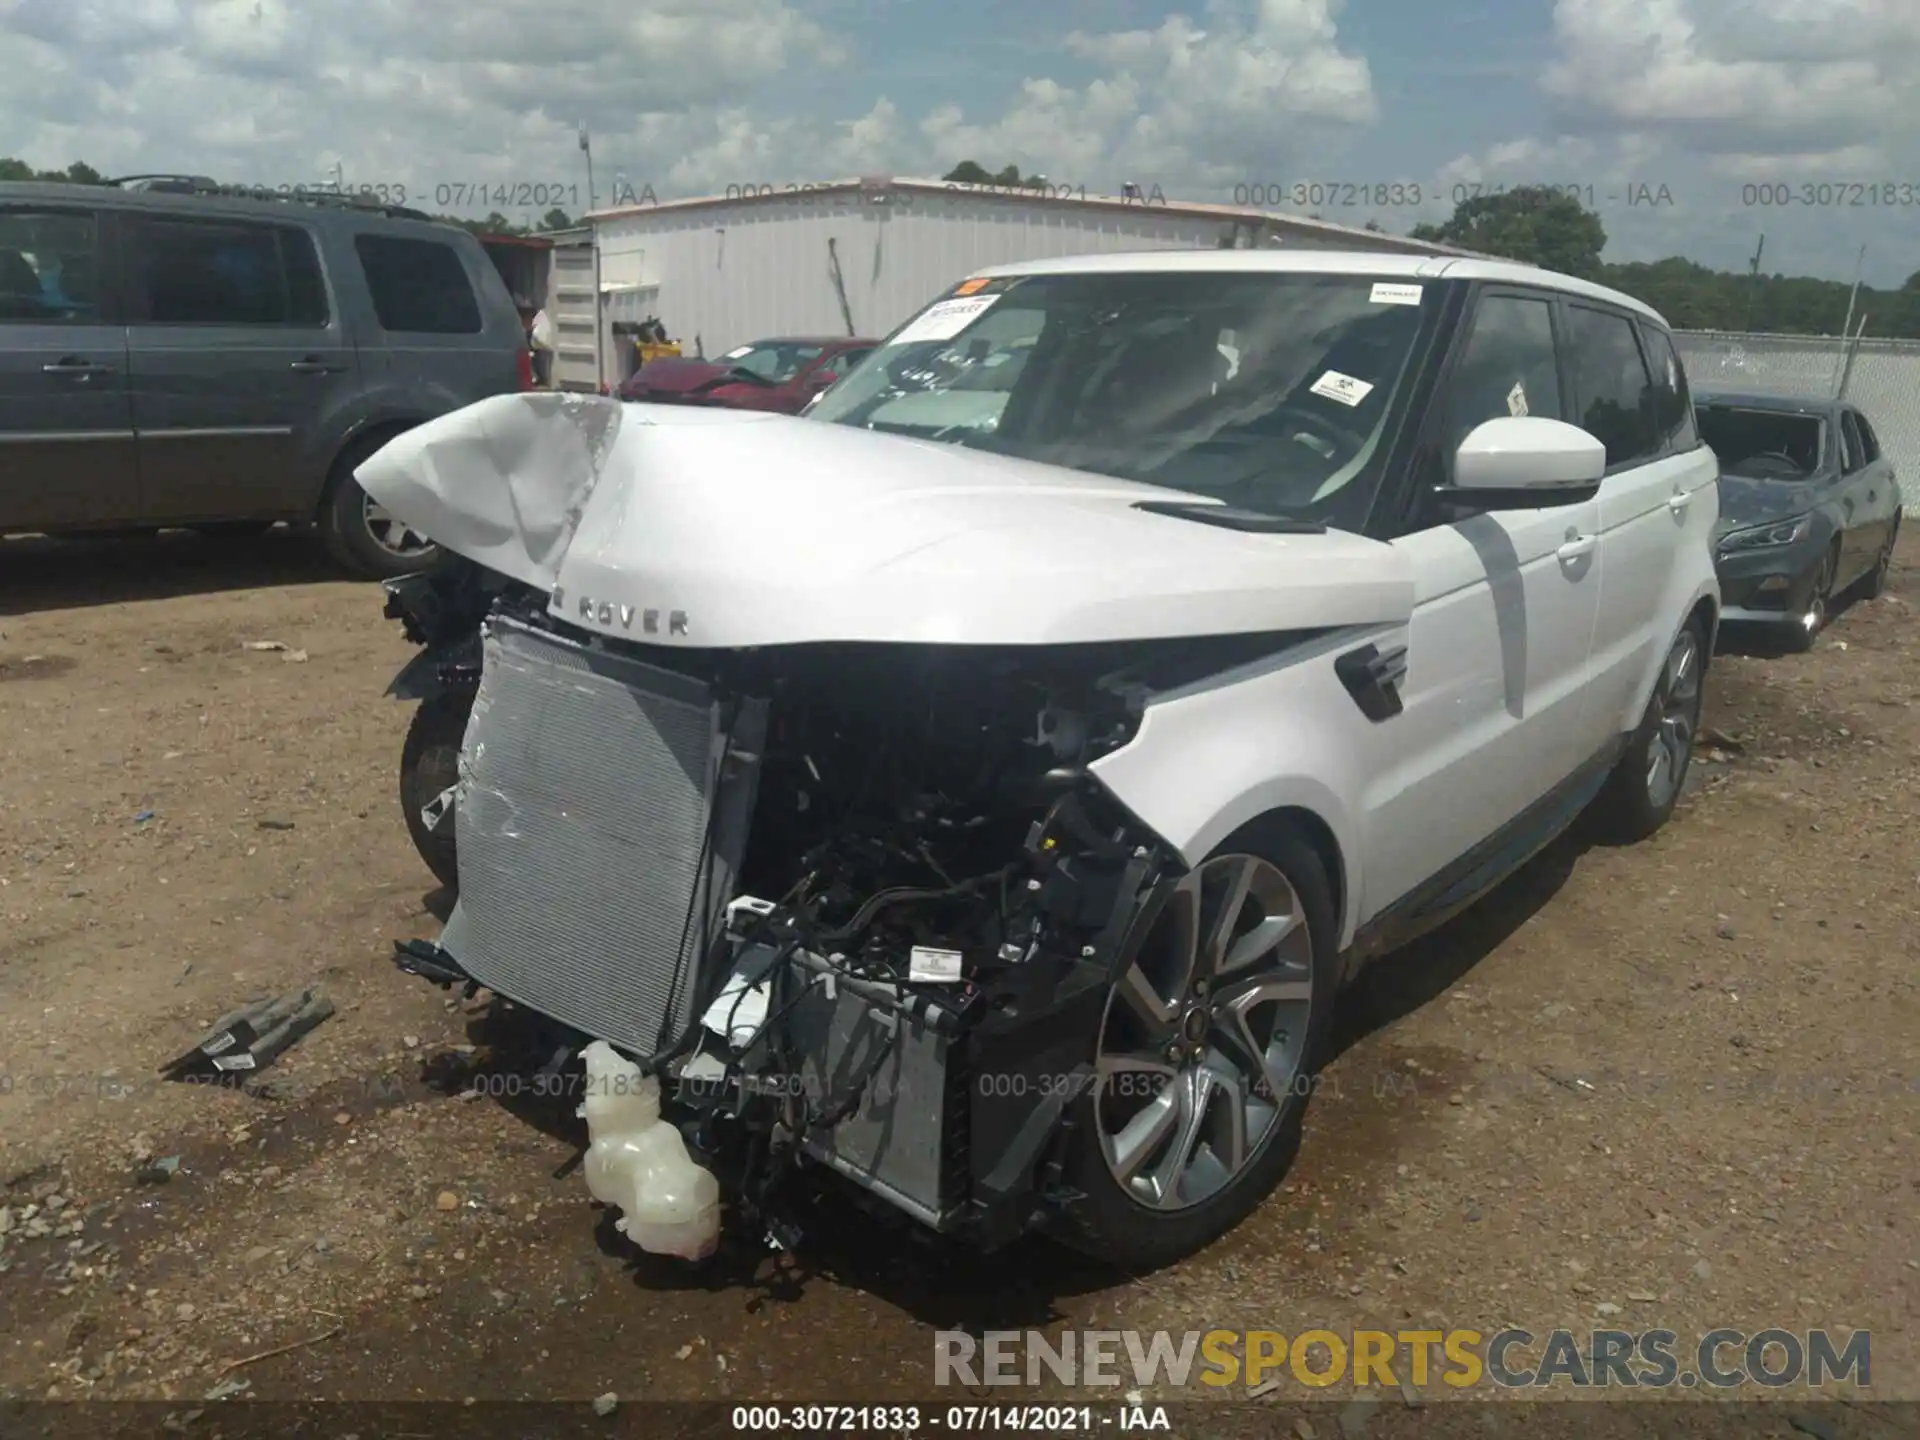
[1641, 327, 1698, 452]
[1443, 292, 1564, 459]
[1840, 412, 1864, 472]
[1565, 305, 1660, 469]
[1849, 410, 1881, 464]
[353, 235, 482, 334]
[135, 218, 303, 325]
[834, 348, 873, 372]
[0, 207, 101, 323]
[281, 227, 329, 326]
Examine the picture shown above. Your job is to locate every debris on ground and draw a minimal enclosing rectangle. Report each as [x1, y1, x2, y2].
[160, 987, 334, 1082]
[592, 1392, 618, 1416]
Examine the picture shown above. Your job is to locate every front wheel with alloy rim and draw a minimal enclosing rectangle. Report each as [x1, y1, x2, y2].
[1784, 545, 1839, 652]
[318, 432, 440, 579]
[1592, 616, 1707, 843]
[1055, 821, 1338, 1270]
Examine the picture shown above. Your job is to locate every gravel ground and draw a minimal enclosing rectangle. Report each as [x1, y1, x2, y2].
[1, 527, 1915, 1414]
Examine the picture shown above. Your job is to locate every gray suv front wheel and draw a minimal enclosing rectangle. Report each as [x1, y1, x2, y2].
[319, 436, 440, 579]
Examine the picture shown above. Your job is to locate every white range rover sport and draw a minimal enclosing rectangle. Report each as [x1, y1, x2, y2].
[362, 249, 1720, 1269]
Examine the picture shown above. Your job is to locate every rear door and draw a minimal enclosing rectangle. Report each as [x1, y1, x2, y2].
[348, 230, 521, 404]
[0, 199, 137, 529]
[1851, 408, 1900, 559]
[1577, 310, 1710, 740]
[124, 213, 355, 521]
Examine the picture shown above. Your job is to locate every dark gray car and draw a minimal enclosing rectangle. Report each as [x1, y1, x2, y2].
[1699, 391, 1903, 650]
[0, 178, 532, 577]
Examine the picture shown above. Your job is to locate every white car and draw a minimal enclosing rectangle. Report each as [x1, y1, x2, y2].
[361, 249, 1719, 1269]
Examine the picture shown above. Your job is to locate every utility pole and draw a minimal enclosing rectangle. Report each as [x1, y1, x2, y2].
[1742, 234, 1765, 332]
[1835, 244, 1866, 396]
[580, 125, 604, 391]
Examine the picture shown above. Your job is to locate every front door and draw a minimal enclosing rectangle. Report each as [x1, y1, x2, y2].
[1360, 288, 1603, 914]
[124, 214, 355, 523]
[0, 201, 137, 530]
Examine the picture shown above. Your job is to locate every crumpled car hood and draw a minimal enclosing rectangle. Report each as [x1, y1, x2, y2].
[353, 393, 1416, 649]
[1715, 473, 1824, 534]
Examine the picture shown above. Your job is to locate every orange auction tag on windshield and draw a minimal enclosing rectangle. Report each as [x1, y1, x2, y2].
[952, 277, 991, 295]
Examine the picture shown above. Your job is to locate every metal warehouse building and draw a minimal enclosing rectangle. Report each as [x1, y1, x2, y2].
[568, 175, 1470, 391]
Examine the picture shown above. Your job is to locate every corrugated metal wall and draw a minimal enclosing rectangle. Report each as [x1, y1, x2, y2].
[594, 191, 1408, 361]
[546, 237, 600, 391]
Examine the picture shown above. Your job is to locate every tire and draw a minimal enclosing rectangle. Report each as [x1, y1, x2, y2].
[1782, 543, 1839, 653]
[1592, 614, 1707, 844]
[400, 692, 470, 892]
[318, 431, 439, 579]
[1856, 512, 1900, 600]
[1054, 819, 1340, 1271]
[192, 521, 274, 539]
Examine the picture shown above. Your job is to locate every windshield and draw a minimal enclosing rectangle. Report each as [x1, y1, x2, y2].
[810, 272, 1436, 527]
[1696, 405, 1824, 479]
[719, 341, 826, 383]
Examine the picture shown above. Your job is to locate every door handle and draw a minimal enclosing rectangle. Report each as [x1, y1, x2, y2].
[43, 359, 113, 375]
[1667, 487, 1691, 514]
[1557, 533, 1597, 562]
[289, 358, 345, 373]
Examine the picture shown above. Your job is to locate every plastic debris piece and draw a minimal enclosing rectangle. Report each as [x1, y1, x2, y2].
[160, 987, 335, 1082]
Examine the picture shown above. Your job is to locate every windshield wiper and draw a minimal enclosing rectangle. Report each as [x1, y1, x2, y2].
[1132, 500, 1327, 533]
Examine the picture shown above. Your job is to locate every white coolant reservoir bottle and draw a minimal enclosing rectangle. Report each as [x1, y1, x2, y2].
[577, 1041, 722, 1261]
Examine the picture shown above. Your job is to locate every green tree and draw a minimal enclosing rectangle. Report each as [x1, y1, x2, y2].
[0, 156, 108, 184]
[540, 207, 574, 231]
[1411, 184, 1607, 279]
[942, 160, 1034, 186]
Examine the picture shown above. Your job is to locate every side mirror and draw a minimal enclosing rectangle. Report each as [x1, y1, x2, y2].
[1446, 416, 1605, 508]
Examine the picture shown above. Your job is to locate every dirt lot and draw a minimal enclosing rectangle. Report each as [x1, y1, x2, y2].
[1, 527, 1915, 1415]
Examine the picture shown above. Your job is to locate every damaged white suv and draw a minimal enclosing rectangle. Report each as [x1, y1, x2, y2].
[363, 250, 1719, 1269]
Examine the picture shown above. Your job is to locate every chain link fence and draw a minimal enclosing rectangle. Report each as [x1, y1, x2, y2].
[1674, 329, 1920, 478]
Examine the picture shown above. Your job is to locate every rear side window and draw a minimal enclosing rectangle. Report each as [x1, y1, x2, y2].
[135, 217, 324, 326]
[1565, 305, 1659, 468]
[0, 207, 100, 322]
[354, 235, 482, 334]
[1640, 327, 1698, 452]
[1444, 293, 1564, 454]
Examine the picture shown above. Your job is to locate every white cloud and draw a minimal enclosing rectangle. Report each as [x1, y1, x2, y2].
[0, 0, 1376, 212]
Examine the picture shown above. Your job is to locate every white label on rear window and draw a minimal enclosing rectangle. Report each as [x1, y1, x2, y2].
[891, 295, 999, 345]
[1310, 370, 1374, 407]
[1507, 380, 1528, 416]
[908, 946, 964, 983]
[1369, 282, 1423, 306]
[722, 345, 752, 359]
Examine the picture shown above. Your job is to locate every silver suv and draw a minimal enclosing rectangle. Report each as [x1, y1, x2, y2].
[0, 177, 532, 577]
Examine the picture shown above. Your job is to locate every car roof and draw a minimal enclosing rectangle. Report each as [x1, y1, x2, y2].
[0, 179, 463, 235]
[1694, 391, 1838, 417]
[744, 336, 879, 347]
[968, 248, 1669, 327]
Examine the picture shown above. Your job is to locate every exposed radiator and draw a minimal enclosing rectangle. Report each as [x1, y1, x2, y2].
[439, 614, 766, 1060]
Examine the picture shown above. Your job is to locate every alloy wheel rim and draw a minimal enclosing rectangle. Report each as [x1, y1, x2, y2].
[1645, 629, 1701, 808]
[1093, 853, 1314, 1211]
[363, 498, 434, 558]
[1803, 554, 1834, 634]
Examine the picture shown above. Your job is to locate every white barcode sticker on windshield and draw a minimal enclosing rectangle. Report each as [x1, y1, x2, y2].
[1310, 370, 1374, 407]
[891, 295, 999, 345]
[1369, 282, 1423, 306]
[722, 345, 752, 359]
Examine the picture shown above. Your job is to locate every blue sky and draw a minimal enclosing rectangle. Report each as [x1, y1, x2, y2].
[2, 0, 1914, 287]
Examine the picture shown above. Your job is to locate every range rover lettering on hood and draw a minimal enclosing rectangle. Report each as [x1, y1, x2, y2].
[353, 392, 1417, 648]
[551, 587, 689, 636]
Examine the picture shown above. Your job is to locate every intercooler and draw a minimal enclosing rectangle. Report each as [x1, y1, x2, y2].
[438, 614, 767, 1060]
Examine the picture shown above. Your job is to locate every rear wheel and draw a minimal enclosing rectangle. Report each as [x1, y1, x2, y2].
[1055, 822, 1339, 1271]
[1593, 616, 1706, 843]
[318, 432, 438, 579]
[400, 691, 470, 892]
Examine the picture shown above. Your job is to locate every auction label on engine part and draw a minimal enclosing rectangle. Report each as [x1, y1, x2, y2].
[1310, 369, 1374, 406]
[909, 946, 964, 983]
[892, 295, 1000, 345]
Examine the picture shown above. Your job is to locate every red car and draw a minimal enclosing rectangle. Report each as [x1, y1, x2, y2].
[619, 335, 878, 414]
